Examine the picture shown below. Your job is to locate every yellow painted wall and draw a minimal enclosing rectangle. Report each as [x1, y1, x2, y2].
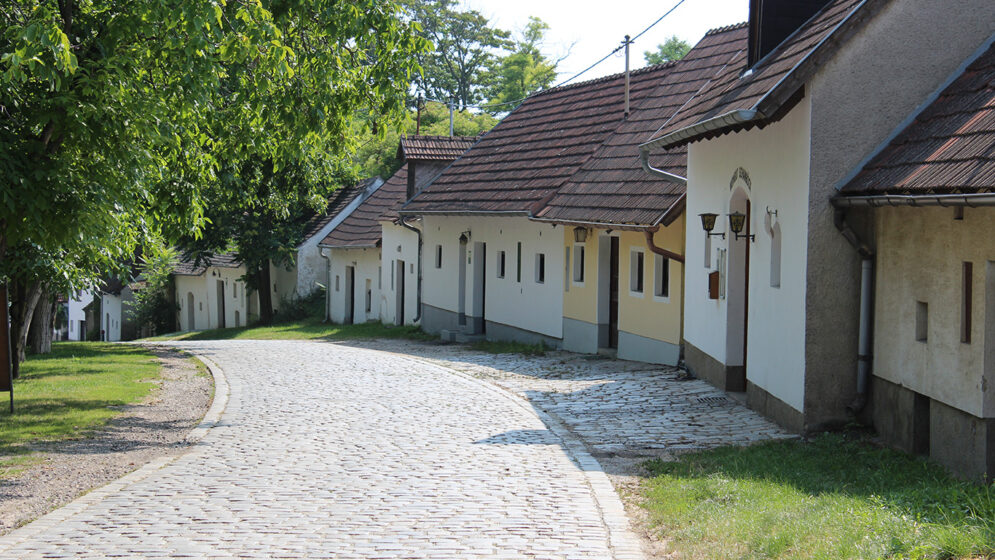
[618, 217, 684, 345]
[562, 228, 600, 324]
[560, 216, 685, 346]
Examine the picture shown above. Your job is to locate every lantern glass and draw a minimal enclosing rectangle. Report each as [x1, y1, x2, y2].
[574, 227, 587, 243]
[728, 212, 746, 234]
[699, 213, 718, 233]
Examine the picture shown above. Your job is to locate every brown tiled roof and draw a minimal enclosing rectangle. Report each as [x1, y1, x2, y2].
[839, 42, 995, 196]
[300, 177, 381, 243]
[399, 135, 478, 161]
[535, 24, 748, 227]
[645, 0, 872, 149]
[319, 156, 462, 248]
[173, 253, 241, 276]
[400, 62, 688, 215]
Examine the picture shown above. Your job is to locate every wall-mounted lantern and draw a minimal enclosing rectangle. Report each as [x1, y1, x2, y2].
[573, 227, 588, 243]
[728, 211, 755, 241]
[699, 213, 725, 239]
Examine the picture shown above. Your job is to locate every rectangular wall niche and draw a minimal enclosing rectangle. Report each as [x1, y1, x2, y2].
[915, 301, 928, 342]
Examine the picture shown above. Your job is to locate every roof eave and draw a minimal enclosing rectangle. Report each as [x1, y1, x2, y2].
[640, 109, 761, 151]
[397, 209, 531, 217]
[832, 192, 995, 208]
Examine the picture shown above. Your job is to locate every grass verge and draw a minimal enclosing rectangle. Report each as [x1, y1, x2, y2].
[641, 433, 995, 560]
[144, 318, 436, 343]
[0, 343, 160, 469]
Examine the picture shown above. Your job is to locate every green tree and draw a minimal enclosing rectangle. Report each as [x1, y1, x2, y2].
[484, 17, 558, 113]
[402, 0, 511, 109]
[127, 246, 179, 337]
[1, 1, 424, 366]
[644, 35, 691, 65]
[354, 101, 497, 180]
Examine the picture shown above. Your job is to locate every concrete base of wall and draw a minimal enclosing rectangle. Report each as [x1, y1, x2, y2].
[485, 320, 562, 350]
[467, 315, 484, 334]
[563, 317, 598, 354]
[618, 330, 680, 366]
[684, 340, 743, 392]
[872, 375, 994, 482]
[422, 303, 460, 334]
[747, 381, 805, 434]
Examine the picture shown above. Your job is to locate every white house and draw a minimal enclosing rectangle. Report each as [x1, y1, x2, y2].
[319, 136, 475, 325]
[173, 254, 253, 331]
[639, 0, 995, 478]
[67, 289, 93, 341]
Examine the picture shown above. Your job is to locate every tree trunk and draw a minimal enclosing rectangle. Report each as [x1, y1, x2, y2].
[10, 280, 43, 379]
[256, 264, 274, 325]
[30, 288, 55, 354]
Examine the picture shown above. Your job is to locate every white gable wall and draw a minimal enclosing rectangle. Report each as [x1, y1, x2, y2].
[67, 289, 93, 341]
[328, 247, 381, 324]
[685, 94, 812, 413]
[381, 221, 420, 326]
[100, 293, 123, 342]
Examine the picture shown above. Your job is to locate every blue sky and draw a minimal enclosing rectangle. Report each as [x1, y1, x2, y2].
[463, 0, 749, 84]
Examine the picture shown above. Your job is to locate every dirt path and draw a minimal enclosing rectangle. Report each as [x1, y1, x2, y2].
[0, 347, 213, 534]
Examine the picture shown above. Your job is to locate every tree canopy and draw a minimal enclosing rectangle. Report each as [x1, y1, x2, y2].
[644, 35, 692, 65]
[483, 17, 558, 113]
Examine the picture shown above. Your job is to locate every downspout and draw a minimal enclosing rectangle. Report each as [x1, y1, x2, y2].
[398, 217, 423, 323]
[639, 148, 688, 186]
[643, 228, 685, 263]
[319, 246, 332, 322]
[833, 208, 873, 414]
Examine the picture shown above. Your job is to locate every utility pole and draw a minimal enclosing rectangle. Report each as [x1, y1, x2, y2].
[448, 97, 455, 137]
[623, 34, 632, 119]
[415, 94, 423, 135]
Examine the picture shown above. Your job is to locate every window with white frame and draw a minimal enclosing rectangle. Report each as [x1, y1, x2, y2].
[535, 253, 545, 284]
[654, 254, 669, 298]
[573, 244, 585, 283]
[630, 249, 644, 293]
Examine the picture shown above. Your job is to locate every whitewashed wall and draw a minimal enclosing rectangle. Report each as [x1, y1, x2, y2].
[175, 266, 250, 331]
[67, 289, 94, 341]
[328, 247, 381, 324]
[381, 221, 421, 325]
[100, 293, 123, 342]
[684, 94, 812, 412]
[422, 215, 564, 339]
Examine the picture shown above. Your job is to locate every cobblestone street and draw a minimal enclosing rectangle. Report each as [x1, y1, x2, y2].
[0, 339, 789, 559]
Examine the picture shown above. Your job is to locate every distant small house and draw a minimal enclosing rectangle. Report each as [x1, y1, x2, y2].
[67, 289, 93, 341]
[318, 136, 474, 325]
[98, 276, 138, 341]
[173, 254, 252, 331]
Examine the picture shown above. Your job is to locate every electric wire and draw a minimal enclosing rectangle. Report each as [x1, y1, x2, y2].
[413, 0, 690, 112]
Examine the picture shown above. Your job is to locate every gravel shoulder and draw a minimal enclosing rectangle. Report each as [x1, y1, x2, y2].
[0, 347, 213, 534]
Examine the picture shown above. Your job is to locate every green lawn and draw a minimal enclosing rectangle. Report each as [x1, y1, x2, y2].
[0, 343, 160, 455]
[641, 433, 995, 560]
[143, 318, 435, 342]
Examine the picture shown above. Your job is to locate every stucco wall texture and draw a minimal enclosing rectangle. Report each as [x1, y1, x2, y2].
[805, 0, 995, 428]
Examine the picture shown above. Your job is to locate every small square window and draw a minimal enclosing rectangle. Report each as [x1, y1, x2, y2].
[497, 251, 506, 278]
[654, 254, 669, 298]
[535, 253, 545, 284]
[915, 301, 928, 342]
[630, 250, 644, 293]
[573, 245, 585, 283]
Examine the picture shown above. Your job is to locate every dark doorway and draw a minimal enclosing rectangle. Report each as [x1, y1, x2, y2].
[609, 236, 620, 349]
[345, 266, 355, 325]
[473, 242, 486, 334]
[216, 280, 226, 329]
[186, 293, 195, 331]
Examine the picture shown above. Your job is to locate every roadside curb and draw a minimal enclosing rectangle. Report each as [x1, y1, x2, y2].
[397, 352, 646, 560]
[0, 346, 230, 553]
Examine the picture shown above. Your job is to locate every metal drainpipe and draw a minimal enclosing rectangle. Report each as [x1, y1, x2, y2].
[643, 228, 685, 263]
[833, 208, 874, 414]
[638, 148, 688, 186]
[398, 217, 423, 323]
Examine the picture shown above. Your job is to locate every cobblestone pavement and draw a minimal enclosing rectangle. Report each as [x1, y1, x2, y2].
[0, 341, 644, 559]
[344, 339, 793, 460]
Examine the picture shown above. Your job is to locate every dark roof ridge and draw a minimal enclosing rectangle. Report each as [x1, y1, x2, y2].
[400, 133, 480, 141]
[705, 21, 748, 36]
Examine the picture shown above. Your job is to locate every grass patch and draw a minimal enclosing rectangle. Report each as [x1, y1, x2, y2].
[470, 339, 547, 356]
[641, 433, 995, 559]
[143, 318, 434, 343]
[0, 343, 160, 458]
